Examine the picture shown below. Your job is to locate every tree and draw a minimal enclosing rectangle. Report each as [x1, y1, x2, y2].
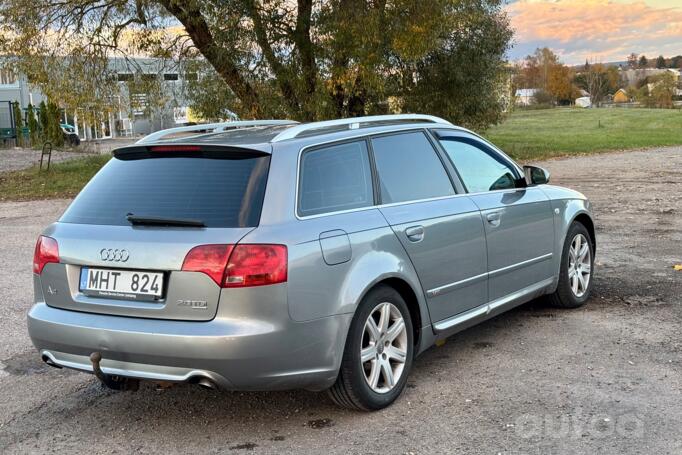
[26, 103, 39, 146]
[515, 47, 577, 105]
[656, 55, 667, 69]
[38, 101, 49, 142]
[0, 0, 513, 130]
[670, 55, 682, 70]
[46, 101, 64, 146]
[650, 72, 677, 108]
[516, 47, 560, 91]
[547, 64, 575, 104]
[582, 64, 611, 106]
[12, 101, 24, 147]
[638, 55, 648, 68]
[627, 53, 638, 69]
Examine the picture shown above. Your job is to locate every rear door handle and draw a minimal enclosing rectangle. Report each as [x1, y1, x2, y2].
[405, 225, 425, 242]
[486, 212, 501, 227]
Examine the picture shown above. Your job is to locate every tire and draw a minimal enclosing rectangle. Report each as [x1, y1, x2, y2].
[548, 221, 594, 308]
[327, 285, 414, 411]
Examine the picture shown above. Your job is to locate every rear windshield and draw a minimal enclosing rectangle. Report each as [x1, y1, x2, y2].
[60, 155, 270, 227]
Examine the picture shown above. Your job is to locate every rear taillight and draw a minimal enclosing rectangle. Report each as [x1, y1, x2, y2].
[33, 236, 59, 274]
[181, 244, 234, 286]
[181, 244, 287, 288]
[225, 245, 287, 287]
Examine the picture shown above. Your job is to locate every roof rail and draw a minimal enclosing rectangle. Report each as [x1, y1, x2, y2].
[270, 114, 452, 142]
[136, 120, 298, 144]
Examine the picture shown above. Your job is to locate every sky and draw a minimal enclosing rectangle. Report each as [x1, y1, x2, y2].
[506, 0, 682, 65]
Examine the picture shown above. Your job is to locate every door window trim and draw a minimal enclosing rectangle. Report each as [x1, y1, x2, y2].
[295, 127, 467, 220]
[431, 129, 526, 194]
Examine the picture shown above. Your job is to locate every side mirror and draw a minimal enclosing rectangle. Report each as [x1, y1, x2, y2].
[523, 165, 550, 185]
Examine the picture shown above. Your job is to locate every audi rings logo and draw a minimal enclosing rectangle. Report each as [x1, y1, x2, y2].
[100, 248, 129, 262]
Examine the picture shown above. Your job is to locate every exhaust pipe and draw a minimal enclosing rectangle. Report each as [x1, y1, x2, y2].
[42, 355, 63, 369]
[196, 377, 217, 390]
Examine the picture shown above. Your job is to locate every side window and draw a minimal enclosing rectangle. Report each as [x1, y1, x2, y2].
[438, 137, 518, 193]
[298, 140, 374, 216]
[372, 132, 454, 204]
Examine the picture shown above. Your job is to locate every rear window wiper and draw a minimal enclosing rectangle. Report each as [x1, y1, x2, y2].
[126, 214, 206, 227]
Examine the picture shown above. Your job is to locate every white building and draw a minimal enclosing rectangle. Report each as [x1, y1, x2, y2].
[575, 97, 592, 108]
[0, 57, 196, 142]
[515, 88, 540, 106]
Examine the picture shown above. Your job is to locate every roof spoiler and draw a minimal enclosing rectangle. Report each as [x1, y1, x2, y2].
[112, 143, 271, 160]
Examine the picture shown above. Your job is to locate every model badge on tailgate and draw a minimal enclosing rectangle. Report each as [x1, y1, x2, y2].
[177, 299, 208, 309]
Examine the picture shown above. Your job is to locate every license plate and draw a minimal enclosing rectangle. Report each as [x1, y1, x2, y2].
[80, 267, 163, 301]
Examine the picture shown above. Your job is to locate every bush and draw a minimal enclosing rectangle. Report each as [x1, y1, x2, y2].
[532, 90, 554, 106]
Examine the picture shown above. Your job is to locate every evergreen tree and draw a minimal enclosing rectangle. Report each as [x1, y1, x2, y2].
[656, 55, 667, 69]
[26, 103, 39, 147]
[46, 101, 64, 147]
[12, 101, 23, 147]
[38, 100, 49, 142]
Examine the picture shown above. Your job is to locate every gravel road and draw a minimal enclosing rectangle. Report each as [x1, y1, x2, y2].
[0, 147, 680, 454]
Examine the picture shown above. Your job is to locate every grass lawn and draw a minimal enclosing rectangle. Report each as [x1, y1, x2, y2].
[0, 154, 110, 201]
[484, 107, 682, 161]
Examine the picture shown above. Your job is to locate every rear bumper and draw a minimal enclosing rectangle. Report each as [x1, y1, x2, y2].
[28, 302, 352, 391]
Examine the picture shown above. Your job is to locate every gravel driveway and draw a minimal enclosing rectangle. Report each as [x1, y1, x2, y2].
[0, 147, 680, 454]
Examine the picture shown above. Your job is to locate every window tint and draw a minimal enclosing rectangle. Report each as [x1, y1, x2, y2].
[298, 140, 373, 216]
[372, 132, 454, 204]
[438, 138, 518, 193]
[60, 155, 270, 227]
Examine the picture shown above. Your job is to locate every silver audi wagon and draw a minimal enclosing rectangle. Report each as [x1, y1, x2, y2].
[28, 115, 595, 410]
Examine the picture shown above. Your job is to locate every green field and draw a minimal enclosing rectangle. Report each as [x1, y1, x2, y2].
[484, 107, 682, 161]
[0, 154, 110, 201]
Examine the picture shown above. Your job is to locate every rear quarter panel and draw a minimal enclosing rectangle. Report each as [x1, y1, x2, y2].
[246, 141, 434, 349]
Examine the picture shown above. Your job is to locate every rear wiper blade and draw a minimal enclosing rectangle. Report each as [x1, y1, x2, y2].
[126, 214, 205, 227]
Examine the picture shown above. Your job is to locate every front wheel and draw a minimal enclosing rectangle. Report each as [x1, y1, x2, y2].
[327, 285, 414, 410]
[548, 221, 594, 308]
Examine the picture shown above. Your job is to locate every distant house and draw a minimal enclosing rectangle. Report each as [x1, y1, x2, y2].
[613, 88, 629, 103]
[621, 68, 680, 87]
[575, 97, 592, 108]
[515, 89, 539, 106]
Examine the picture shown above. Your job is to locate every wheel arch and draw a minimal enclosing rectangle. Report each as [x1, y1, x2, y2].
[342, 256, 433, 356]
[361, 277, 424, 351]
[572, 212, 596, 254]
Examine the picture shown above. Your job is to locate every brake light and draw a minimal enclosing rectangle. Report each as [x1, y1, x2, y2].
[181, 244, 234, 286]
[149, 145, 202, 152]
[181, 244, 287, 288]
[33, 236, 59, 274]
[225, 245, 287, 287]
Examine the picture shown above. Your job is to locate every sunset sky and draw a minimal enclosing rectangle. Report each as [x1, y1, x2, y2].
[506, 0, 682, 64]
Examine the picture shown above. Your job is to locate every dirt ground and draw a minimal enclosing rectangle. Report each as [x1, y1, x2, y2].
[0, 147, 680, 455]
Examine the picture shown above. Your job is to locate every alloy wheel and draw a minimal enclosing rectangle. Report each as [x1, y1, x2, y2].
[360, 302, 408, 394]
[568, 233, 591, 297]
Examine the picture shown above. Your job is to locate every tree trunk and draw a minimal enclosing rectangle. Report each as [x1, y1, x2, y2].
[159, 0, 264, 118]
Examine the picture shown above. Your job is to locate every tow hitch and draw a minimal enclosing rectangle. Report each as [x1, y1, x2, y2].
[89, 352, 140, 391]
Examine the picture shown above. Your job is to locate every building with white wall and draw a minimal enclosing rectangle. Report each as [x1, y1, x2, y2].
[0, 57, 196, 143]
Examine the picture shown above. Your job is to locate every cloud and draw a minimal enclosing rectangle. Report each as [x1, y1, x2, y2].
[507, 0, 682, 64]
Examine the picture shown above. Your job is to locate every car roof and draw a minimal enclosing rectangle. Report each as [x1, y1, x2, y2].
[114, 114, 468, 159]
[128, 115, 471, 153]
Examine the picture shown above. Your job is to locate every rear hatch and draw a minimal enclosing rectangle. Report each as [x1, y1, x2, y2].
[37, 144, 270, 321]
